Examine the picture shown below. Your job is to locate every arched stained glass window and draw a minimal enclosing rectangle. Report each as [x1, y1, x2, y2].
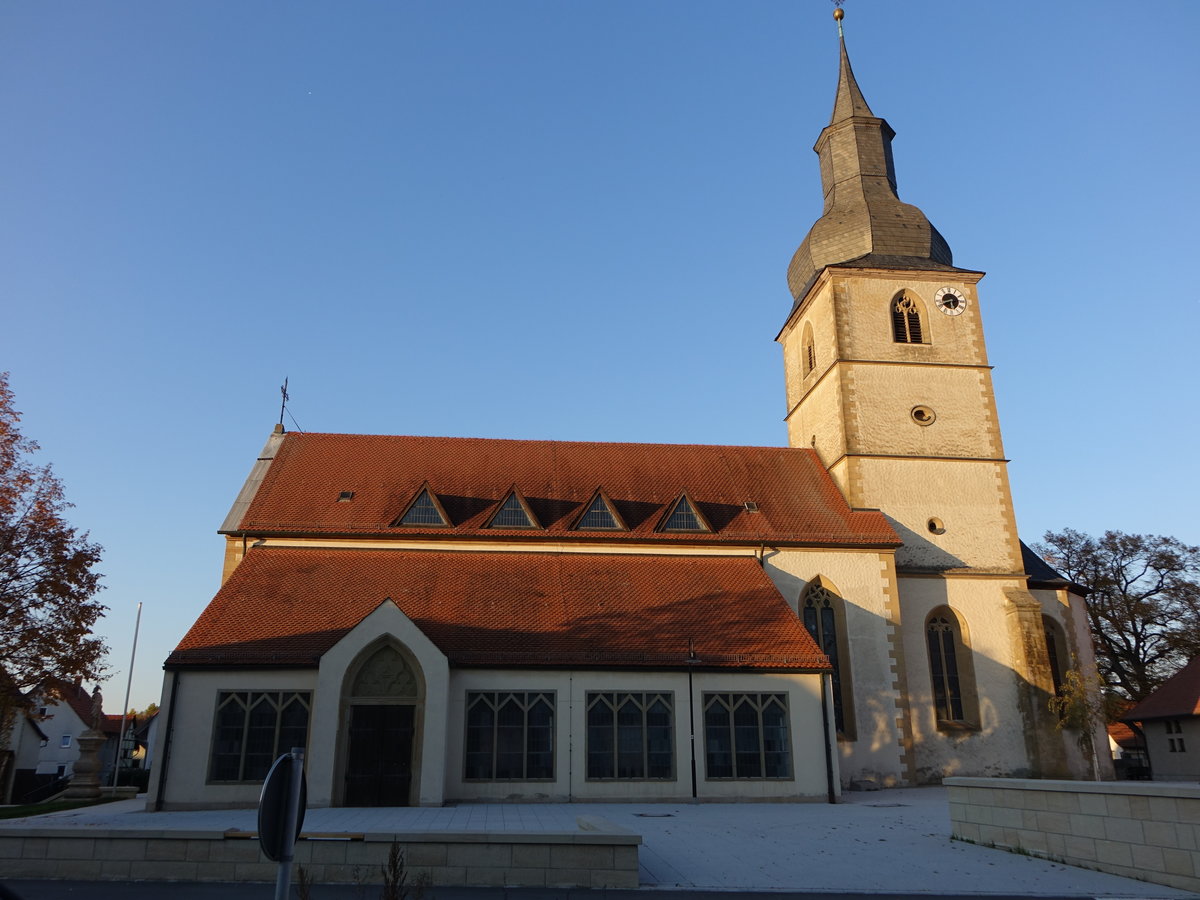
[802, 582, 851, 736]
[925, 607, 978, 729]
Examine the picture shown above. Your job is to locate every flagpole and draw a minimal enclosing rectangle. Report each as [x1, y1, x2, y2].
[112, 601, 143, 789]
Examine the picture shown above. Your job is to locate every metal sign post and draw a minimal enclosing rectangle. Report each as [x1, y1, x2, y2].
[258, 748, 307, 900]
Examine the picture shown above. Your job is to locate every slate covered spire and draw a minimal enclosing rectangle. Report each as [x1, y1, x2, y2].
[786, 27, 956, 306]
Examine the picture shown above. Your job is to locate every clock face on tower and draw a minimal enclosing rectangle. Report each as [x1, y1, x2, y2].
[934, 287, 967, 316]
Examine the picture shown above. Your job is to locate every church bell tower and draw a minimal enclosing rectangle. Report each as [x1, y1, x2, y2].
[777, 18, 1023, 577]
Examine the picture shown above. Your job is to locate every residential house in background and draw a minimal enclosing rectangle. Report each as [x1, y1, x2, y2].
[1123, 657, 1200, 781]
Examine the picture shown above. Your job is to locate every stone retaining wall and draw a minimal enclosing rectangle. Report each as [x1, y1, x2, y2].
[0, 820, 640, 888]
[945, 776, 1200, 894]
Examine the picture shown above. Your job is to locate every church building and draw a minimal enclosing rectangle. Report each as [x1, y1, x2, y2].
[147, 20, 1107, 810]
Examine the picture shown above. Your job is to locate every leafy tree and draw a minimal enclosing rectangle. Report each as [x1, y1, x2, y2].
[1037, 528, 1200, 701]
[0, 372, 107, 698]
[1047, 668, 1106, 780]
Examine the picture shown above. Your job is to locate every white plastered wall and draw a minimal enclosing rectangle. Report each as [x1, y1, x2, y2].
[445, 669, 833, 803]
[147, 667, 317, 810]
[1144, 719, 1200, 781]
[763, 547, 907, 786]
[30, 701, 86, 777]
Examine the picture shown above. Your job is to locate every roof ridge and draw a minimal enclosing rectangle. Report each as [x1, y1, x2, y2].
[282, 431, 812, 454]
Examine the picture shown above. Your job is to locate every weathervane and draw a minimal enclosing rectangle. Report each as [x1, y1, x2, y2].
[279, 377, 289, 428]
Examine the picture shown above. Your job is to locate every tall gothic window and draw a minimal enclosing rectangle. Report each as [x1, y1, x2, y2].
[925, 607, 978, 729]
[892, 294, 924, 344]
[801, 581, 853, 737]
[1042, 615, 1070, 697]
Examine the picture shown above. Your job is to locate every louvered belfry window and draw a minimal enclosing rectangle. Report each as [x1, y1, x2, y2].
[892, 295, 923, 344]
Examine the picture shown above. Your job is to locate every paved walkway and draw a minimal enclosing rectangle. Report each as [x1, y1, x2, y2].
[1, 787, 1193, 897]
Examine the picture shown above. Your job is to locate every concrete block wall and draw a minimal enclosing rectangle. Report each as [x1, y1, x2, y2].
[0, 825, 640, 888]
[946, 776, 1200, 894]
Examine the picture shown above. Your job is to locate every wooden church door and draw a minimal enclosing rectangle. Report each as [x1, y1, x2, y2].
[344, 704, 414, 806]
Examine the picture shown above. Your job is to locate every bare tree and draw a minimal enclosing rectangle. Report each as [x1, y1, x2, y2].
[1037, 528, 1200, 701]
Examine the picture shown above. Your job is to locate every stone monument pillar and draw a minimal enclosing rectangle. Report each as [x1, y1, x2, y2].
[64, 686, 106, 800]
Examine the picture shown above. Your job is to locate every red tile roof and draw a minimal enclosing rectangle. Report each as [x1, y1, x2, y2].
[1106, 720, 1140, 749]
[1124, 657, 1200, 721]
[169, 547, 830, 671]
[230, 433, 898, 548]
[36, 678, 102, 728]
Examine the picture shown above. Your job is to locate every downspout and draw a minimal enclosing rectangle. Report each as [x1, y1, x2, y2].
[154, 670, 181, 812]
[567, 671, 573, 802]
[687, 639, 698, 799]
[820, 671, 836, 804]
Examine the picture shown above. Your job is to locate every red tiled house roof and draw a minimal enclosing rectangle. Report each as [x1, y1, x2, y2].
[229, 433, 899, 548]
[169, 548, 830, 672]
[1107, 720, 1141, 750]
[1124, 657, 1200, 721]
[36, 677, 103, 726]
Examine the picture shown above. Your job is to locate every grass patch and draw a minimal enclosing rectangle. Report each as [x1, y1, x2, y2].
[0, 797, 122, 820]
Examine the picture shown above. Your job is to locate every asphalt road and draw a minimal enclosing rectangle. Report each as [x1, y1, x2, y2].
[2, 883, 1095, 900]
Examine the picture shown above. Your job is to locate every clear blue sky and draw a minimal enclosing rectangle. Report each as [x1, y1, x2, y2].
[3, 1, 1197, 712]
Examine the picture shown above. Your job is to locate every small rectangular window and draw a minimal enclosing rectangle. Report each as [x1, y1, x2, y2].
[60, 735, 71, 749]
[464, 692, 555, 780]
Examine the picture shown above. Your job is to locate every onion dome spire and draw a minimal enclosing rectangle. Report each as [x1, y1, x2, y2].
[786, 9, 956, 306]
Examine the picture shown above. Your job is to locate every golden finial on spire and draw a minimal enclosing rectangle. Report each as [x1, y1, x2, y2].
[832, 2, 845, 38]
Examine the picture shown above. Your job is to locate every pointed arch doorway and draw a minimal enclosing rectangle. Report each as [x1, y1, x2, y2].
[341, 642, 424, 807]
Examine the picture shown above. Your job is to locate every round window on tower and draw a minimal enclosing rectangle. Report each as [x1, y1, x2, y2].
[928, 517, 946, 535]
[911, 405, 936, 426]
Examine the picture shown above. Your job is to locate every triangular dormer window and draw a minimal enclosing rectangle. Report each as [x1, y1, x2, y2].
[392, 484, 451, 528]
[486, 490, 541, 530]
[659, 494, 711, 533]
[574, 492, 627, 531]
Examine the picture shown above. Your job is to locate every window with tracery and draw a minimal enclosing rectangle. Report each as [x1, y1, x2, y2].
[209, 691, 311, 783]
[464, 691, 555, 780]
[802, 583, 850, 735]
[586, 692, 674, 780]
[892, 294, 924, 344]
[703, 693, 791, 779]
[925, 609, 977, 728]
